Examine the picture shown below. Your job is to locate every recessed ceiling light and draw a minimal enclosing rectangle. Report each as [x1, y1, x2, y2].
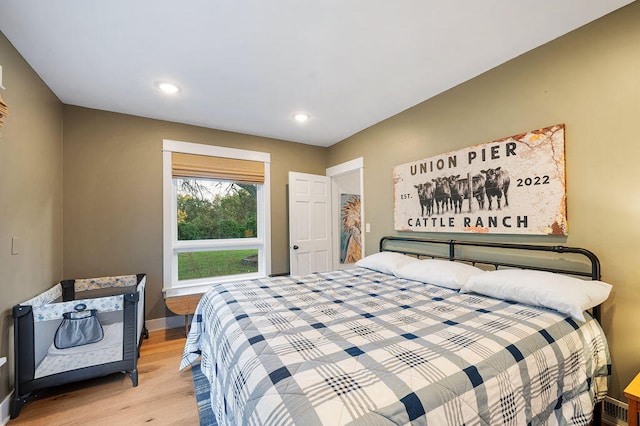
[157, 82, 180, 94]
[294, 113, 309, 123]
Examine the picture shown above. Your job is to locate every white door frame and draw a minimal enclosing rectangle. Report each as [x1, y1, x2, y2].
[326, 157, 364, 270]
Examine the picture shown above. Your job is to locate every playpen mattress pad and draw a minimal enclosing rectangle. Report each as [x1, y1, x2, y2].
[35, 322, 123, 378]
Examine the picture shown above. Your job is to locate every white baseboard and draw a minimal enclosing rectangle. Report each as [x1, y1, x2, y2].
[145, 315, 185, 332]
[1, 390, 12, 426]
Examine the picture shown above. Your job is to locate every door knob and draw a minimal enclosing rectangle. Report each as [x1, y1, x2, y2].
[293, 245, 299, 250]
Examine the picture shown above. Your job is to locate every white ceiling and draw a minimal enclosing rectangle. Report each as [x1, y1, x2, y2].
[0, 1, 633, 147]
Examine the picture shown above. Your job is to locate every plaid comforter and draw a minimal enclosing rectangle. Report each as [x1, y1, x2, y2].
[181, 268, 610, 425]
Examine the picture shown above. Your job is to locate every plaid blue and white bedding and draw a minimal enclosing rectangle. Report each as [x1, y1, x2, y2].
[181, 268, 610, 425]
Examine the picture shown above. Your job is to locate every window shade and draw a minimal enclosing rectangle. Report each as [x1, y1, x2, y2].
[172, 152, 264, 184]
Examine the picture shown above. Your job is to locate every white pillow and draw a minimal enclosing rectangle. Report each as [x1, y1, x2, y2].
[460, 269, 612, 321]
[355, 252, 417, 275]
[393, 259, 485, 290]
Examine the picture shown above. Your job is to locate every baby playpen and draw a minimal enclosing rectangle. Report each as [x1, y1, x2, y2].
[10, 273, 147, 418]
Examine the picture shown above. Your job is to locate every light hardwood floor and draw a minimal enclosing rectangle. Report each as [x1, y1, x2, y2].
[8, 328, 199, 426]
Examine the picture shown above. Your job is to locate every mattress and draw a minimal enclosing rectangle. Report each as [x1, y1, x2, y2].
[35, 322, 124, 379]
[181, 268, 610, 425]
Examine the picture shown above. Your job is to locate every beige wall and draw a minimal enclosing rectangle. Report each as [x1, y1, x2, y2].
[328, 2, 640, 400]
[62, 106, 327, 321]
[0, 33, 64, 402]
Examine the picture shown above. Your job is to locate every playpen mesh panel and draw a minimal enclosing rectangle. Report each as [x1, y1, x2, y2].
[34, 322, 124, 378]
[31, 294, 128, 377]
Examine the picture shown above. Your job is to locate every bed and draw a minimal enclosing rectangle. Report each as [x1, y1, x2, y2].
[181, 237, 611, 425]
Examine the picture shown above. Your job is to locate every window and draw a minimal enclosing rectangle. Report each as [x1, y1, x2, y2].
[163, 140, 271, 296]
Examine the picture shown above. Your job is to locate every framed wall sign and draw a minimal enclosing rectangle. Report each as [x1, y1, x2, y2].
[393, 124, 567, 235]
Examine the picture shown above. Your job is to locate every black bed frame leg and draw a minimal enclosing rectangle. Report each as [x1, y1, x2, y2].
[593, 401, 602, 426]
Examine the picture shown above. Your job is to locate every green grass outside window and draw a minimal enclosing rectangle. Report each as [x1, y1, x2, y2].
[178, 249, 259, 280]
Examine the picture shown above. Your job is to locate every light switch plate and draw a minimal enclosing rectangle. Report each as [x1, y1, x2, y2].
[11, 237, 19, 255]
[365, 223, 371, 233]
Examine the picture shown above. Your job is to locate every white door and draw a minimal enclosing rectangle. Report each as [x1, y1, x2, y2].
[288, 172, 332, 275]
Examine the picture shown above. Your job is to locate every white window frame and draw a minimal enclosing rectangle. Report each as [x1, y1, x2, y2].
[162, 140, 271, 296]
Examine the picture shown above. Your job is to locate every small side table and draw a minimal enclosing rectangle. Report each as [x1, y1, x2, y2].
[624, 372, 640, 426]
[165, 293, 203, 336]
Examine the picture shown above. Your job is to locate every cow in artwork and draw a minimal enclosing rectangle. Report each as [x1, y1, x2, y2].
[414, 182, 434, 216]
[447, 174, 487, 213]
[432, 177, 451, 215]
[470, 173, 487, 211]
[481, 167, 510, 210]
[447, 175, 465, 214]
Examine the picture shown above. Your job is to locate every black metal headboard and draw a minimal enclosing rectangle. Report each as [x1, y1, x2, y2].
[379, 236, 602, 320]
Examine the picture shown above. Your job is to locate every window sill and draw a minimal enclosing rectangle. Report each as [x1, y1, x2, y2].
[163, 272, 267, 297]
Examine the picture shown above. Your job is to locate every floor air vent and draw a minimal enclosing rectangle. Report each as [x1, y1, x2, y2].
[603, 396, 628, 425]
